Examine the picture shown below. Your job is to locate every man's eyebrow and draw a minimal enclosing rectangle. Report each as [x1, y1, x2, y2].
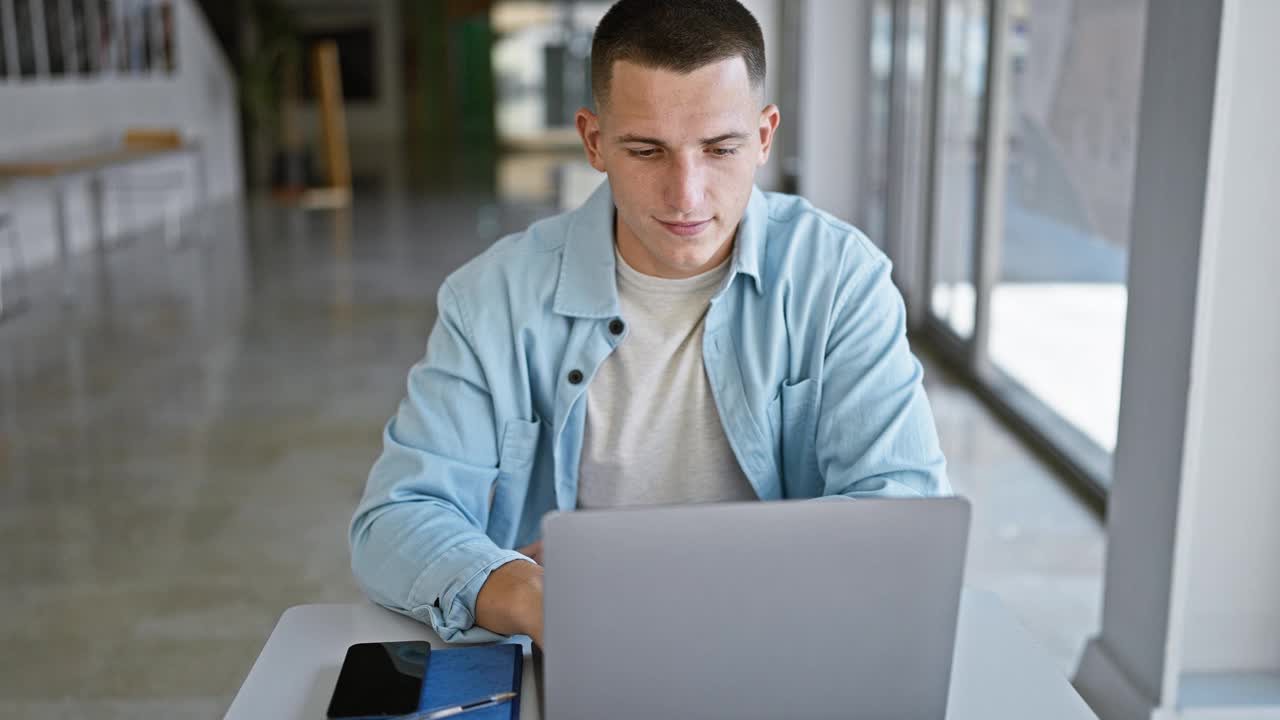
[699, 132, 750, 144]
[615, 132, 751, 146]
[616, 134, 669, 147]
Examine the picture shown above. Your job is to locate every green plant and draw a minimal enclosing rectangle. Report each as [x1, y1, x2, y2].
[238, 0, 303, 145]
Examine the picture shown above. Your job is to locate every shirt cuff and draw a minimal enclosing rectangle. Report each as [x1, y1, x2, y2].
[408, 541, 534, 644]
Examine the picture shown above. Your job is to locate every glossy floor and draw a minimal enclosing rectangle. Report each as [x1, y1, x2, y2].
[0, 188, 1103, 718]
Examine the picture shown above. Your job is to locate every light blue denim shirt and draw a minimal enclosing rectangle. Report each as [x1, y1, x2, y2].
[350, 179, 949, 643]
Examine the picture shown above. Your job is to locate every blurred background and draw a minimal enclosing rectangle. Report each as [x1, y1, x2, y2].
[1, 1, 1276, 718]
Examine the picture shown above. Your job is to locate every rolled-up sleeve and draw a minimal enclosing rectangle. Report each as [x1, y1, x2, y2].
[349, 281, 532, 643]
[818, 243, 950, 498]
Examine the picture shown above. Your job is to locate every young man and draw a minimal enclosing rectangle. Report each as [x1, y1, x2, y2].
[350, 0, 949, 648]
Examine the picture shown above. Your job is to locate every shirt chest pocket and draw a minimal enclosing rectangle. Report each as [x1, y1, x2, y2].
[767, 378, 822, 498]
[488, 415, 541, 546]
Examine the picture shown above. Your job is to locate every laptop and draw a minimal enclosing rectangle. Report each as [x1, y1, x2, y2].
[539, 497, 970, 720]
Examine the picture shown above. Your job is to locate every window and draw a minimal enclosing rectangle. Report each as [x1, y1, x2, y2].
[990, 0, 1145, 455]
[929, 0, 988, 341]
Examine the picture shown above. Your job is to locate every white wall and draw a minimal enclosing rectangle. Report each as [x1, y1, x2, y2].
[0, 0, 242, 275]
[1174, 0, 1280, 676]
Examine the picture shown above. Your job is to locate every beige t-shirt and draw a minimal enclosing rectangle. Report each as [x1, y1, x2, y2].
[576, 247, 757, 509]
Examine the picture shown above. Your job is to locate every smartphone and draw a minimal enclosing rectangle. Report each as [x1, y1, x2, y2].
[326, 641, 432, 719]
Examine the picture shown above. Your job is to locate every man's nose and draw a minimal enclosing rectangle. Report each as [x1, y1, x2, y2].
[665, 155, 705, 215]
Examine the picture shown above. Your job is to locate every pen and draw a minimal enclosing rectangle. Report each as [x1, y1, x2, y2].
[397, 691, 518, 720]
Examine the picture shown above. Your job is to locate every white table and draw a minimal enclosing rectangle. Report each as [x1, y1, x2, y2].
[225, 589, 1098, 719]
[0, 140, 207, 300]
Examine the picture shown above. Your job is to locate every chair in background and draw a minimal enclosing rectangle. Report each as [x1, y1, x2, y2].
[109, 128, 202, 249]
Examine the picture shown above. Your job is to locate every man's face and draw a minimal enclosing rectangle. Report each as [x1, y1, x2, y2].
[576, 57, 780, 279]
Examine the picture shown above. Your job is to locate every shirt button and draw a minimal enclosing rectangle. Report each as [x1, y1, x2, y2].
[609, 318, 625, 335]
[567, 369, 584, 385]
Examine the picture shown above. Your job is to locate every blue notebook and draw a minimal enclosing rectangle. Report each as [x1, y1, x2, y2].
[417, 644, 523, 720]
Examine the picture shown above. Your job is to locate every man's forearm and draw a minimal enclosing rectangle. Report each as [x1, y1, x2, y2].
[474, 558, 545, 646]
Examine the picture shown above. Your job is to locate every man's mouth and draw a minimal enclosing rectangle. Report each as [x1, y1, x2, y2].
[656, 218, 712, 236]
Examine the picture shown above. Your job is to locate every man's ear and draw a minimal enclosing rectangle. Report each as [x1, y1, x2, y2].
[576, 108, 607, 172]
[756, 103, 781, 166]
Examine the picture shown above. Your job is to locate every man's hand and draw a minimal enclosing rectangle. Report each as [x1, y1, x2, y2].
[519, 539, 543, 564]
[474, 541, 545, 646]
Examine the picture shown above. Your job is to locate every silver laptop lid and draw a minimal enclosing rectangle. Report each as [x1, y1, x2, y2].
[541, 497, 970, 720]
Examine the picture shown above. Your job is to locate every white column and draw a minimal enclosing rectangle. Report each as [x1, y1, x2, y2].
[795, 0, 868, 224]
[1073, 1, 1280, 719]
[737, 0, 782, 192]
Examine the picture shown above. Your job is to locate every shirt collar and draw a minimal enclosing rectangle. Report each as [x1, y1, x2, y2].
[553, 178, 768, 318]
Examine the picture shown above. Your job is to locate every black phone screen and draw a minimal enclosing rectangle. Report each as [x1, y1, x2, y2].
[326, 641, 432, 719]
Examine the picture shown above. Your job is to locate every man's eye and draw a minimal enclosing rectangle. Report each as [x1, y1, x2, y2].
[627, 148, 658, 158]
[711, 147, 739, 157]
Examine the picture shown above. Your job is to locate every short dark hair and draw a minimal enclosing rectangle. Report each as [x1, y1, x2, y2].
[590, 0, 766, 108]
